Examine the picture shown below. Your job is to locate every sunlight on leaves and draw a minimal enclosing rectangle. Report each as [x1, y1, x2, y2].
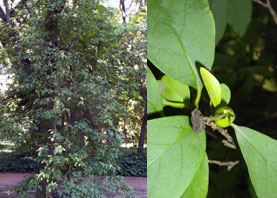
[148, 0, 215, 108]
[148, 116, 206, 198]
[200, 67, 221, 107]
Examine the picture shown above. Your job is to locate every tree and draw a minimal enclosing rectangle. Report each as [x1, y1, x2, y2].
[0, 0, 141, 197]
[148, 0, 277, 197]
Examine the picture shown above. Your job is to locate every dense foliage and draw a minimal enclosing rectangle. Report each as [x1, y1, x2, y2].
[0, 0, 145, 197]
[0, 148, 147, 177]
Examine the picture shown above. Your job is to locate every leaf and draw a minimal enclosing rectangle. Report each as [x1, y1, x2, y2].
[158, 75, 190, 107]
[227, 0, 252, 37]
[162, 98, 185, 109]
[148, 0, 215, 108]
[147, 68, 163, 114]
[148, 116, 206, 198]
[209, 0, 228, 43]
[181, 154, 209, 198]
[200, 67, 221, 107]
[220, 83, 231, 105]
[212, 53, 237, 71]
[243, 66, 273, 78]
[232, 124, 277, 198]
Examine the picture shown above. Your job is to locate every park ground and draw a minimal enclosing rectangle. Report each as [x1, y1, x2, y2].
[0, 173, 147, 198]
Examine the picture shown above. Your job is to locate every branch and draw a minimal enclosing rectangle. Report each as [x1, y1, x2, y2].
[209, 160, 240, 171]
[4, 0, 10, 24]
[0, 6, 8, 22]
[119, 0, 126, 23]
[206, 121, 237, 150]
[253, 0, 277, 24]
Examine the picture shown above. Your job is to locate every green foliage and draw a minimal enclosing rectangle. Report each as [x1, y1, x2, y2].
[0, 148, 146, 178]
[181, 155, 209, 198]
[220, 83, 231, 105]
[148, 0, 215, 108]
[147, 68, 163, 114]
[0, 157, 37, 172]
[209, 0, 252, 42]
[200, 67, 221, 107]
[148, 0, 277, 197]
[117, 148, 147, 177]
[232, 124, 277, 198]
[227, 0, 252, 37]
[148, 116, 206, 198]
[0, 0, 145, 197]
[158, 75, 190, 108]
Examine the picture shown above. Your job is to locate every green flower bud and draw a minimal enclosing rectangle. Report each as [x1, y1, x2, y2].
[214, 106, 235, 128]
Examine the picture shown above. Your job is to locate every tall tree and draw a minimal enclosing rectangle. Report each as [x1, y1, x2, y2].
[0, 0, 139, 197]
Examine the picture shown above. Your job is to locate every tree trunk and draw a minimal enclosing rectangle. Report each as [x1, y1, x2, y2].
[138, 105, 147, 153]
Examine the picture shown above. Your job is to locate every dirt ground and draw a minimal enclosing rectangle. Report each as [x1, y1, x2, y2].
[0, 173, 147, 198]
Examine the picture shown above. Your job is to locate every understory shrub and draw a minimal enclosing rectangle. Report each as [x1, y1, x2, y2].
[0, 148, 147, 177]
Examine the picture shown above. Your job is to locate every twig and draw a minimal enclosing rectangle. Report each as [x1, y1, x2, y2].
[253, 0, 277, 24]
[206, 121, 237, 149]
[208, 160, 240, 171]
[222, 140, 236, 150]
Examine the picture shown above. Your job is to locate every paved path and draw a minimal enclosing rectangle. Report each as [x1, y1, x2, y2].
[0, 173, 147, 197]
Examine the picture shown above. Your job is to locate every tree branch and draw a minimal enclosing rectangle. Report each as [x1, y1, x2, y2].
[119, 0, 126, 23]
[208, 160, 240, 171]
[4, 0, 10, 24]
[0, 6, 8, 22]
[206, 121, 237, 150]
[253, 0, 277, 24]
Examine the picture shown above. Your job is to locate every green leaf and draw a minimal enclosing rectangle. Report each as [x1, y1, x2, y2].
[162, 98, 185, 109]
[158, 75, 190, 107]
[243, 65, 273, 78]
[147, 68, 163, 114]
[221, 83, 231, 105]
[181, 154, 209, 198]
[227, 0, 252, 37]
[232, 124, 277, 198]
[200, 67, 221, 107]
[148, 0, 215, 108]
[148, 116, 206, 198]
[209, 0, 228, 43]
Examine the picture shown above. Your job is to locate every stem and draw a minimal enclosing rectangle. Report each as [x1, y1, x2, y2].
[206, 121, 237, 149]
[208, 160, 240, 171]
[253, 0, 277, 24]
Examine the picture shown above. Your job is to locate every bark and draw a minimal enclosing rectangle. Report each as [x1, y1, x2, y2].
[35, 2, 66, 197]
[0, 6, 8, 22]
[119, 0, 126, 23]
[138, 105, 147, 153]
[3, 0, 10, 24]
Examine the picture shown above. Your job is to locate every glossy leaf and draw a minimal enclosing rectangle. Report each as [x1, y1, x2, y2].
[148, 116, 206, 198]
[181, 154, 209, 198]
[227, 0, 252, 36]
[148, 0, 215, 108]
[200, 67, 221, 107]
[232, 124, 277, 198]
[209, 0, 228, 43]
[221, 83, 231, 105]
[147, 68, 163, 114]
[158, 75, 190, 107]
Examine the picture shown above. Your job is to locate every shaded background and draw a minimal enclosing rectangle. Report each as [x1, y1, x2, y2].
[207, 2, 277, 198]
